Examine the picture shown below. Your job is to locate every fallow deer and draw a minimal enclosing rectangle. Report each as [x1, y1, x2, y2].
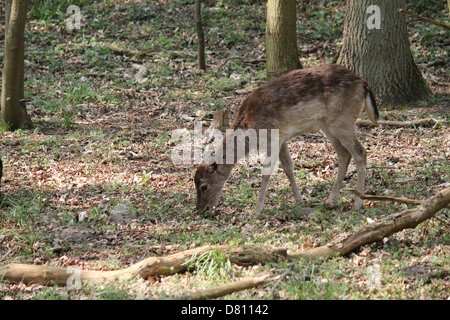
[194, 64, 378, 215]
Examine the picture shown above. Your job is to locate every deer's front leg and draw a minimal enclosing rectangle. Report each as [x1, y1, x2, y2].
[279, 143, 303, 205]
[255, 174, 271, 214]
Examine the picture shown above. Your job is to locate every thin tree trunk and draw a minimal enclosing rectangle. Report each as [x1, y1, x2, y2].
[5, 0, 12, 32]
[266, 0, 301, 80]
[1, 0, 33, 130]
[195, 0, 206, 70]
[337, 0, 431, 107]
[5, 0, 23, 99]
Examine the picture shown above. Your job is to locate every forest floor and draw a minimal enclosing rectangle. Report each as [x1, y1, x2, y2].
[0, 0, 449, 300]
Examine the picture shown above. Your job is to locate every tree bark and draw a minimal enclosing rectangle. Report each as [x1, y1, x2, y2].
[5, 0, 12, 32]
[266, 0, 301, 80]
[337, 0, 431, 107]
[1, 0, 33, 130]
[195, 0, 206, 70]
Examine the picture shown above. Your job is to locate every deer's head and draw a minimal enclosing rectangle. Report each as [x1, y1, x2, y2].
[194, 162, 225, 215]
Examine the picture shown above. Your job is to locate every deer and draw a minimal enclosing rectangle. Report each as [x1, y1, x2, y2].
[194, 64, 379, 215]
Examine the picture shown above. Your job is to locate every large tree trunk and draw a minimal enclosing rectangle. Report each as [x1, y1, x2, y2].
[337, 0, 431, 107]
[265, 0, 301, 80]
[1, 0, 33, 130]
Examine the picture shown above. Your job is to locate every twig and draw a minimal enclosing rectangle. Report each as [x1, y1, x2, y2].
[270, 264, 294, 299]
[398, 8, 450, 30]
[356, 118, 439, 128]
[168, 273, 276, 300]
[1, 188, 448, 289]
[105, 44, 160, 56]
[342, 188, 422, 205]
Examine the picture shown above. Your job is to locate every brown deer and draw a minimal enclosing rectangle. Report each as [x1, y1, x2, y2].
[194, 64, 378, 215]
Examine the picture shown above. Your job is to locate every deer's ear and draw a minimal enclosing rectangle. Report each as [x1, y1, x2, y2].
[207, 161, 218, 173]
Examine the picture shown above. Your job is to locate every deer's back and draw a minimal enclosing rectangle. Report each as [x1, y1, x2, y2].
[232, 64, 367, 140]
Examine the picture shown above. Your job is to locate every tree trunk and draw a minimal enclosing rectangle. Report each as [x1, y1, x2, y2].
[266, 0, 301, 80]
[1, 0, 33, 130]
[194, 0, 206, 70]
[5, 0, 12, 31]
[337, 0, 431, 107]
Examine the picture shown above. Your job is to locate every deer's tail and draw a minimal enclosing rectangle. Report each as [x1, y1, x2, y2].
[364, 84, 379, 125]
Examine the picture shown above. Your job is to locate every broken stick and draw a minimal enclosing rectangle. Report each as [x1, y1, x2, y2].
[398, 8, 450, 30]
[356, 118, 439, 128]
[342, 188, 422, 205]
[289, 186, 450, 259]
[169, 274, 275, 300]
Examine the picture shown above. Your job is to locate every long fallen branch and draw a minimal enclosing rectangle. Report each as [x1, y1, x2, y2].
[356, 118, 439, 128]
[0, 187, 448, 289]
[289, 186, 450, 259]
[342, 188, 422, 205]
[0, 245, 286, 286]
[169, 273, 276, 300]
[398, 8, 450, 30]
[169, 187, 450, 299]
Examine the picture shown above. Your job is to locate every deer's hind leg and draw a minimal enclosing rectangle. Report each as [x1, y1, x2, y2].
[321, 126, 352, 208]
[279, 142, 303, 205]
[323, 124, 366, 209]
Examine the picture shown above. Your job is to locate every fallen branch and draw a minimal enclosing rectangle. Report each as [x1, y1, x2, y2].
[105, 44, 160, 56]
[398, 8, 450, 30]
[1, 188, 448, 293]
[342, 188, 422, 205]
[357, 118, 439, 128]
[172, 185, 449, 298]
[169, 273, 275, 300]
[289, 186, 450, 259]
[0, 245, 286, 286]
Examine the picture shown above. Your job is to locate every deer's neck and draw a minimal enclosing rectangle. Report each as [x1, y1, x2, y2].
[215, 130, 250, 166]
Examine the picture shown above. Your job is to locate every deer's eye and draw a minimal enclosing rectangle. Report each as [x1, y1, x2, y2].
[200, 184, 208, 192]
